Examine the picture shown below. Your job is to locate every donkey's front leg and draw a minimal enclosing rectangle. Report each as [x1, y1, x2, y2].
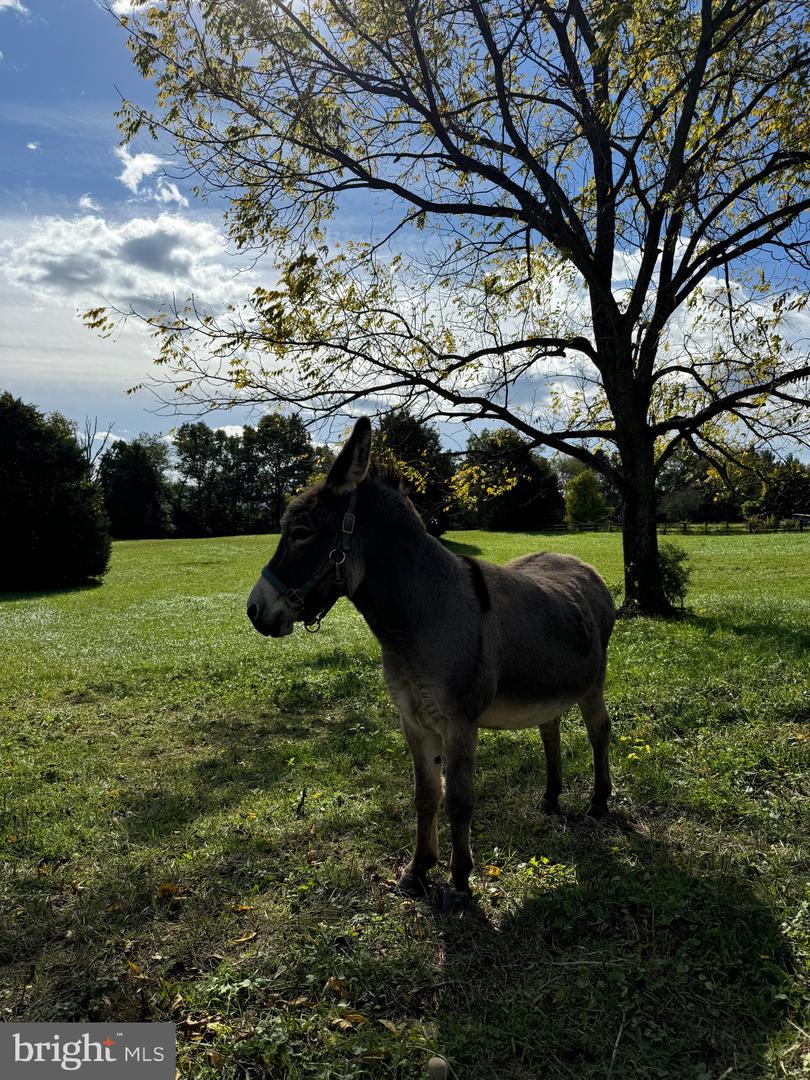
[444, 723, 478, 894]
[398, 720, 443, 896]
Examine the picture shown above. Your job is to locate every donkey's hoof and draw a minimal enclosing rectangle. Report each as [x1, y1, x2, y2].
[396, 872, 430, 899]
[585, 801, 609, 820]
[438, 887, 471, 914]
[543, 797, 562, 815]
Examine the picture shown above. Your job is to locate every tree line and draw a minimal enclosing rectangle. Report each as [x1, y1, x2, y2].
[3, 390, 808, 592]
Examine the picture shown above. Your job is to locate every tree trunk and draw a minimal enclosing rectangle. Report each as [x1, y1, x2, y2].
[620, 447, 673, 616]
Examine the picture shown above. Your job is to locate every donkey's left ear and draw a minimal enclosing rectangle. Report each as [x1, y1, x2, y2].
[326, 416, 372, 494]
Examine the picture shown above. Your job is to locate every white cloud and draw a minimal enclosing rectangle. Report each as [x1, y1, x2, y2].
[79, 193, 102, 212]
[110, 0, 162, 13]
[94, 430, 124, 443]
[115, 144, 165, 194]
[2, 211, 251, 312]
[0, 50, 5, 61]
[153, 177, 188, 208]
[215, 425, 245, 438]
[26, 140, 39, 151]
[0, 0, 28, 14]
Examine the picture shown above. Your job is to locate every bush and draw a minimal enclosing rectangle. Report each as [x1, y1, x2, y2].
[0, 392, 111, 590]
[658, 541, 692, 609]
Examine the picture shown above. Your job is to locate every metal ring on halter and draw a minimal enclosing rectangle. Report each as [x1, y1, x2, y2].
[329, 549, 347, 565]
[304, 617, 322, 633]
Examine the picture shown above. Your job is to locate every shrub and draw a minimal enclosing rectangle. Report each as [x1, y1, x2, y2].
[658, 541, 692, 609]
[0, 392, 111, 590]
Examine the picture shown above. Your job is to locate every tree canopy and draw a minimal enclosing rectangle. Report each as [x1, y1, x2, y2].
[100, 0, 810, 611]
[0, 392, 111, 590]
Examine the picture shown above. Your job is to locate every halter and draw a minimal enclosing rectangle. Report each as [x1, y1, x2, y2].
[260, 491, 357, 632]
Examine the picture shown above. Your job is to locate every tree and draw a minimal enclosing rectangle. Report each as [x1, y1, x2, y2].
[376, 409, 455, 534]
[241, 412, 315, 530]
[565, 470, 609, 526]
[98, 437, 171, 538]
[101, 0, 810, 612]
[0, 392, 110, 589]
[172, 422, 235, 535]
[461, 428, 564, 530]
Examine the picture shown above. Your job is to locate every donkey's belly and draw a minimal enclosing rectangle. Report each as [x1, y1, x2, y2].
[478, 695, 577, 730]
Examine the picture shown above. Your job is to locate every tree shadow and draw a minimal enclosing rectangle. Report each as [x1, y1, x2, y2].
[686, 610, 810, 655]
[0, 580, 104, 604]
[431, 819, 792, 1079]
[442, 538, 484, 556]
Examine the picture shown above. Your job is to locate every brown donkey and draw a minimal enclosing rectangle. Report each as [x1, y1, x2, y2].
[247, 418, 615, 900]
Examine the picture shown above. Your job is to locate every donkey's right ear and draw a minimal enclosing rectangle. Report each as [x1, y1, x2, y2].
[326, 416, 372, 494]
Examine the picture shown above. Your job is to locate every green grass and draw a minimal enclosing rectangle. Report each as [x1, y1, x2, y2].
[1, 531, 808, 1079]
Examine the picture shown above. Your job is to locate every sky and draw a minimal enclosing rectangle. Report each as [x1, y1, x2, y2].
[0, 0, 278, 441]
[1, 2, 806, 457]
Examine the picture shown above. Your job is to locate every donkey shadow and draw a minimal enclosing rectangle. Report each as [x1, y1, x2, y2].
[429, 816, 792, 1079]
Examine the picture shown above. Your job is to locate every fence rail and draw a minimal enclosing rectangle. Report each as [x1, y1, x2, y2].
[558, 519, 808, 535]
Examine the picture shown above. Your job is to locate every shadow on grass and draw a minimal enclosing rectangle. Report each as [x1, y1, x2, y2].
[441, 538, 484, 556]
[686, 609, 810, 655]
[0, 580, 104, 604]
[433, 821, 792, 1080]
[0, 777, 794, 1079]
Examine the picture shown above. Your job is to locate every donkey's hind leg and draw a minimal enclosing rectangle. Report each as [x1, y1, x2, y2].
[398, 720, 443, 896]
[579, 662, 612, 818]
[539, 717, 562, 814]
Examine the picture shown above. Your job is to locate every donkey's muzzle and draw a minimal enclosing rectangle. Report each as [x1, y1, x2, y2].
[247, 602, 293, 638]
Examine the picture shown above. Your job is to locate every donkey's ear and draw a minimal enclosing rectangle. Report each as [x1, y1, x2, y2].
[326, 417, 372, 494]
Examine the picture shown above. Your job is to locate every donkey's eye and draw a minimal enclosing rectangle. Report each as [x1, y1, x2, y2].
[289, 526, 314, 543]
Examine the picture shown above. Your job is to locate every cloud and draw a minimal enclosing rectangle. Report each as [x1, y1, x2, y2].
[79, 193, 102, 212]
[0, 50, 5, 61]
[110, 0, 162, 13]
[153, 178, 189, 208]
[0, 0, 28, 14]
[115, 145, 165, 194]
[215, 425, 245, 438]
[2, 211, 251, 312]
[26, 140, 39, 151]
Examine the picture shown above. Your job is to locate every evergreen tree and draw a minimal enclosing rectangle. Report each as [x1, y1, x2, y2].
[0, 392, 110, 589]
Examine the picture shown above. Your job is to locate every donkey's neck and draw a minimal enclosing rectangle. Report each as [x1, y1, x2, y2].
[349, 481, 460, 646]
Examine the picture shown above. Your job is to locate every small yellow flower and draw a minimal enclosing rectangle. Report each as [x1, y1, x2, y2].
[484, 865, 502, 878]
[626, 752, 641, 762]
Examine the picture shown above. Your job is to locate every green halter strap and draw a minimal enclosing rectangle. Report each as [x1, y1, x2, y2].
[261, 491, 357, 627]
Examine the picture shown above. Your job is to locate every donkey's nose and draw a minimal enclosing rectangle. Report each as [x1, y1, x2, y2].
[247, 602, 259, 626]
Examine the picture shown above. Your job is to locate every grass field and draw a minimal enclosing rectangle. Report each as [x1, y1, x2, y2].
[1, 531, 808, 1079]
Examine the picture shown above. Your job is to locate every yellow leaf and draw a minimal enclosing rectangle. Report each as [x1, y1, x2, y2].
[484, 865, 502, 878]
[377, 1019, 398, 1033]
[127, 960, 146, 979]
[230, 931, 257, 945]
[230, 903, 253, 913]
[156, 882, 179, 898]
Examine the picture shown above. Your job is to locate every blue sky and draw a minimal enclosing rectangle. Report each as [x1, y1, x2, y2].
[0, 0, 269, 440]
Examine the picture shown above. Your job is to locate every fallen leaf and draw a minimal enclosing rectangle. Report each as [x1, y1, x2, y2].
[484, 865, 502, 878]
[230, 931, 257, 945]
[170, 994, 184, 1012]
[377, 1019, 398, 1033]
[127, 960, 146, 980]
[325, 976, 352, 999]
[231, 904, 253, 913]
[156, 883, 180, 899]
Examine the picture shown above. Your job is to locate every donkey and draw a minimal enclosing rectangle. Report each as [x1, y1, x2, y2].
[247, 417, 615, 900]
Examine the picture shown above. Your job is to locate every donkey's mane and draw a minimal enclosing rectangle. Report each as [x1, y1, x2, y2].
[368, 458, 404, 490]
[363, 461, 426, 537]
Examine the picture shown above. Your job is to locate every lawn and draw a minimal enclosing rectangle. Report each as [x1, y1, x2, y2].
[0, 531, 808, 1079]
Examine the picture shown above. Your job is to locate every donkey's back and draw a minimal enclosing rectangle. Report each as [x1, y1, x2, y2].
[475, 551, 615, 730]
